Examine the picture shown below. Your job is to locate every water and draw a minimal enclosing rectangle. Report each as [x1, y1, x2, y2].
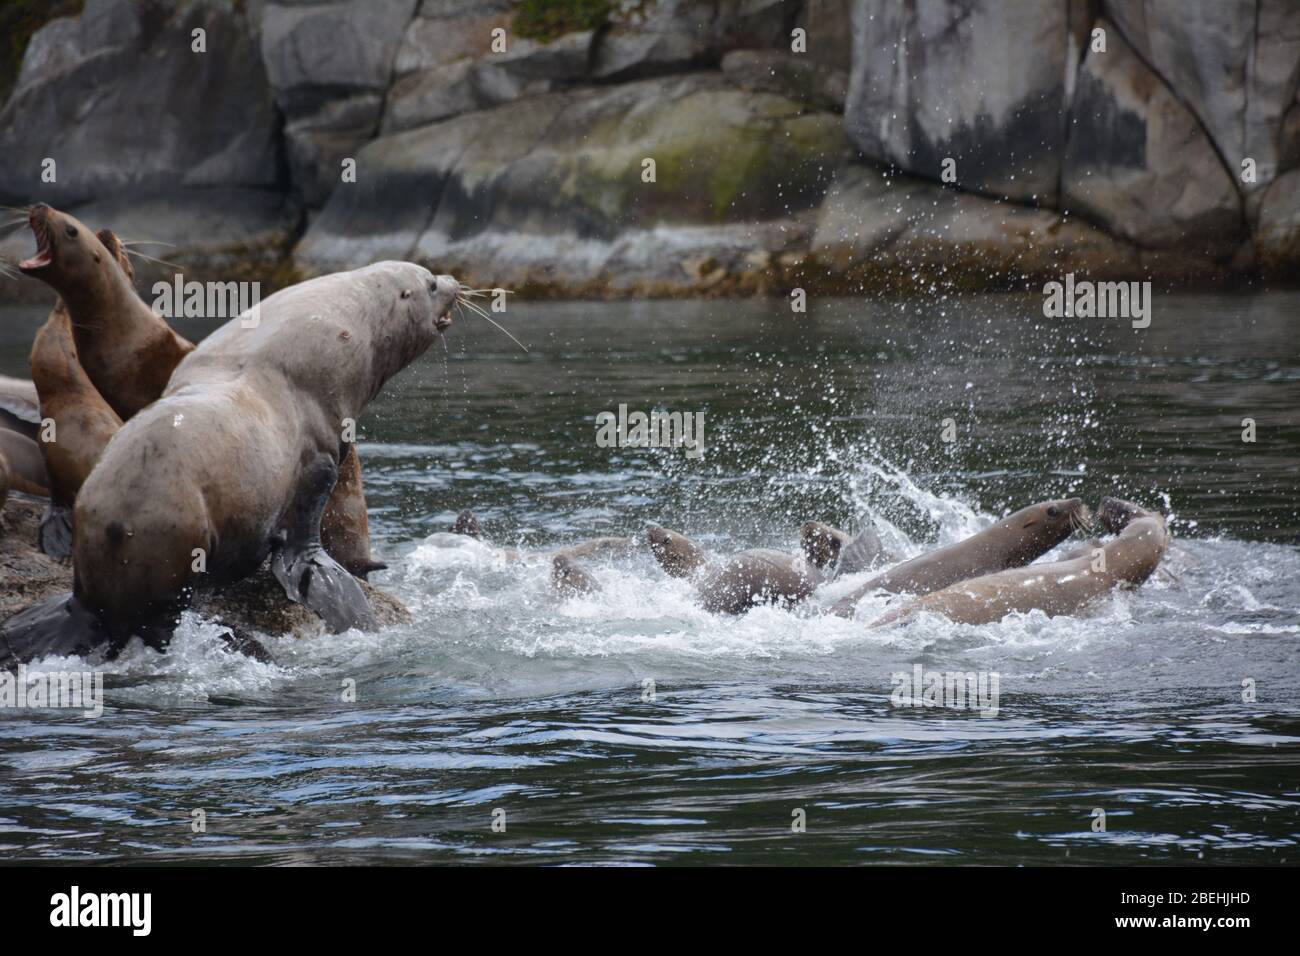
[1, 291, 1297, 865]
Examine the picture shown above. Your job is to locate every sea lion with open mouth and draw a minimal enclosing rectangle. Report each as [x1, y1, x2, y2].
[28, 229, 131, 556]
[871, 498, 1168, 626]
[18, 204, 194, 422]
[829, 498, 1090, 617]
[0, 262, 459, 665]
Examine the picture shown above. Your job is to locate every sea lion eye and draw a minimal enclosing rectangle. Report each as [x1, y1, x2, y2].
[400, 289, 411, 299]
[65, 225, 78, 238]
[1047, 506, 1060, 517]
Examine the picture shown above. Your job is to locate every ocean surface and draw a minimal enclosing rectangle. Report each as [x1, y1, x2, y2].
[0, 290, 1297, 865]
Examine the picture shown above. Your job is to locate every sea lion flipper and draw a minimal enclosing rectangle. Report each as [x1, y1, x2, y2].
[271, 455, 376, 633]
[0, 593, 109, 668]
[38, 502, 74, 559]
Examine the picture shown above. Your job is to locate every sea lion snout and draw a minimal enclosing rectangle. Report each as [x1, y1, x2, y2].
[430, 274, 459, 332]
[19, 205, 55, 274]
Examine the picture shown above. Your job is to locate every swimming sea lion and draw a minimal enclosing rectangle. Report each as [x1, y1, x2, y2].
[872, 498, 1167, 626]
[18, 204, 194, 421]
[801, 520, 889, 575]
[29, 229, 130, 556]
[828, 498, 1089, 617]
[646, 525, 709, 577]
[1, 262, 460, 663]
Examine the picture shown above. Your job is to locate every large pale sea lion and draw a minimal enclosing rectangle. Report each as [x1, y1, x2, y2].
[28, 229, 130, 556]
[1, 262, 460, 663]
[17, 204, 380, 576]
[829, 498, 1089, 617]
[872, 498, 1168, 626]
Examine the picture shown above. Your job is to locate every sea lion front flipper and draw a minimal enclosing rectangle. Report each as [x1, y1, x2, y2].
[0, 593, 111, 668]
[38, 501, 74, 558]
[271, 455, 376, 633]
[217, 627, 275, 664]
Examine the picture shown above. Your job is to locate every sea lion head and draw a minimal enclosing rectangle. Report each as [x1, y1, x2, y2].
[450, 508, 482, 538]
[1009, 497, 1090, 555]
[18, 205, 121, 300]
[645, 525, 708, 578]
[1096, 496, 1152, 535]
[801, 521, 844, 569]
[361, 261, 459, 370]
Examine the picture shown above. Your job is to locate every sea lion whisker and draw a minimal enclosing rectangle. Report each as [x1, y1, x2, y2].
[119, 238, 177, 249]
[456, 296, 529, 353]
[123, 248, 184, 271]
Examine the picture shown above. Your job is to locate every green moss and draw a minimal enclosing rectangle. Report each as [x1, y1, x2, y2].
[0, 0, 83, 104]
[513, 0, 610, 43]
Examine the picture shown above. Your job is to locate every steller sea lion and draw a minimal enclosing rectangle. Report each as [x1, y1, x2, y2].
[0, 429, 48, 497]
[829, 498, 1090, 617]
[871, 498, 1168, 626]
[17, 203, 381, 578]
[19, 204, 194, 421]
[1, 262, 460, 664]
[29, 229, 130, 557]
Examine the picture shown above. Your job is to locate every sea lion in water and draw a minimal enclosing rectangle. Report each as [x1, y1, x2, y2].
[1, 262, 460, 663]
[829, 498, 1089, 617]
[18, 204, 194, 421]
[17, 204, 381, 576]
[644, 525, 825, 613]
[801, 520, 890, 575]
[28, 229, 130, 556]
[872, 498, 1168, 626]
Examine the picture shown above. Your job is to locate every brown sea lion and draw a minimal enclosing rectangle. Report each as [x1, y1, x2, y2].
[0, 429, 48, 496]
[18, 204, 194, 421]
[646, 525, 709, 577]
[1, 263, 460, 664]
[28, 229, 130, 556]
[829, 498, 1090, 617]
[320, 444, 387, 578]
[801, 520, 890, 575]
[872, 498, 1168, 626]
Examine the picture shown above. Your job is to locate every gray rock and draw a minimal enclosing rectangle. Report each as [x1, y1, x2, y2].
[286, 94, 385, 207]
[1256, 168, 1300, 272]
[1105, 0, 1300, 194]
[721, 49, 847, 112]
[300, 75, 843, 287]
[797, 0, 853, 71]
[392, 4, 512, 76]
[844, 0, 1070, 205]
[0, 0, 280, 207]
[260, 0, 417, 103]
[1061, 20, 1244, 255]
[812, 162, 1137, 281]
[594, 0, 794, 80]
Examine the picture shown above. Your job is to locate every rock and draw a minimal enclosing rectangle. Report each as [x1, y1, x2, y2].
[594, 0, 795, 80]
[392, 1, 512, 76]
[260, 0, 418, 205]
[0, 0, 280, 208]
[382, 29, 595, 133]
[1256, 169, 1300, 273]
[299, 74, 844, 289]
[796, 0, 853, 71]
[1061, 20, 1244, 255]
[0, 495, 409, 647]
[1106, 0, 1300, 194]
[721, 49, 847, 113]
[811, 162, 1144, 288]
[844, 0, 1070, 205]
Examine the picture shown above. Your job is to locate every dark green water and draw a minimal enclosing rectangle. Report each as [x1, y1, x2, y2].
[0, 291, 1297, 864]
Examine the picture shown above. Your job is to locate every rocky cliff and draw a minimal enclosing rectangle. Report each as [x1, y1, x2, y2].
[1, 0, 1297, 299]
